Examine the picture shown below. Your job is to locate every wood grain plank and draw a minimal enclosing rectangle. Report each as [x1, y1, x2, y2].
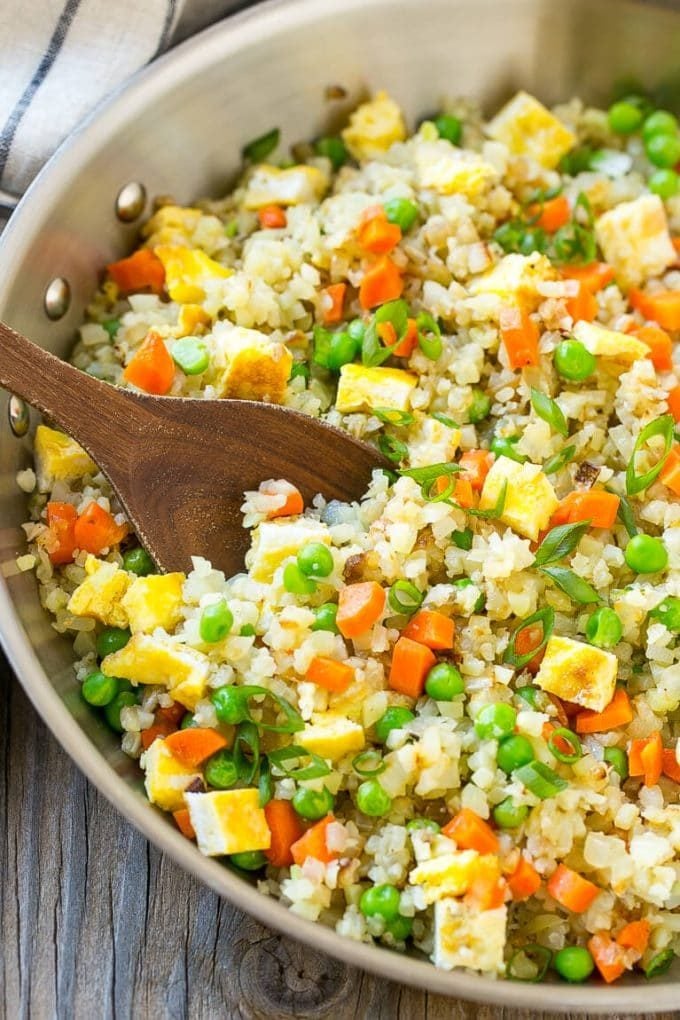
[1, 653, 675, 1020]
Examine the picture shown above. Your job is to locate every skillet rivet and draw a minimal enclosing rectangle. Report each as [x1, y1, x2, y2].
[44, 277, 71, 320]
[8, 394, 29, 437]
[115, 181, 146, 222]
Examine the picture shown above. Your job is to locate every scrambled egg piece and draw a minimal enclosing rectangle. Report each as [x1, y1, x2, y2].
[342, 90, 407, 161]
[413, 140, 498, 197]
[143, 737, 202, 812]
[243, 164, 328, 210]
[594, 194, 676, 291]
[535, 635, 618, 712]
[68, 555, 130, 628]
[410, 850, 486, 904]
[142, 204, 204, 247]
[297, 713, 365, 761]
[211, 325, 292, 402]
[572, 320, 649, 366]
[336, 364, 417, 414]
[34, 425, 96, 493]
[176, 304, 211, 337]
[100, 633, 211, 710]
[479, 457, 558, 541]
[154, 245, 232, 303]
[468, 252, 556, 313]
[185, 788, 271, 856]
[247, 518, 331, 583]
[121, 573, 185, 634]
[433, 899, 507, 973]
[486, 90, 576, 169]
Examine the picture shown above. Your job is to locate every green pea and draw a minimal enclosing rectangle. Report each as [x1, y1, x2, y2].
[492, 797, 529, 829]
[434, 114, 462, 145]
[497, 734, 535, 773]
[122, 546, 156, 576]
[425, 662, 464, 701]
[385, 915, 413, 940]
[475, 702, 517, 741]
[375, 706, 415, 743]
[553, 946, 595, 983]
[81, 670, 119, 707]
[585, 607, 623, 648]
[292, 785, 334, 820]
[204, 749, 239, 789]
[650, 595, 680, 632]
[311, 602, 339, 633]
[356, 779, 392, 816]
[608, 100, 644, 134]
[104, 690, 137, 732]
[347, 318, 366, 344]
[180, 712, 196, 729]
[172, 337, 210, 375]
[297, 542, 334, 578]
[490, 435, 527, 464]
[96, 627, 131, 658]
[314, 136, 348, 169]
[102, 318, 120, 340]
[211, 686, 248, 725]
[383, 197, 419, 232]
[649, 168, 680, 199]
[624, 534, 668, 574]
[646, 132, 680, 169]
[642, 110, 679, 142]
[240, 624, 256, 636]
[199, 599, 233, 643]
[283, 562, 317, 595]
[603, 746, 628, 780]
[406, 818, 440, 833]
[554, 339, 596, 381]
[230, 850, 268, 871]
[467, 388, 491, 424]
[327, 331, 360, 371]
[359, 883, 401, 920]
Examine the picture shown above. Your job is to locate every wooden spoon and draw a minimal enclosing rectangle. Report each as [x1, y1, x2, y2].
[0, 321, 385, 575]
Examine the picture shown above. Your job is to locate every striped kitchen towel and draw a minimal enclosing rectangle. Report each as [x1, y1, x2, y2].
[0, 0, 248, 205]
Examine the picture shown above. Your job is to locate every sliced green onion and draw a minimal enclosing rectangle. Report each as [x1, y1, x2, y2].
[312, 324, 334, 368]
[603, 746, 628, 780]
[643, 948, 675, 979]
[314, 136, 348, 169]
[533, 521, 590, 567]
[514, 760, 568, 799]
[504, 607, 554, 669]
[362, 299, 410, 367]
[352, 749, 387, 776]
[540, 566, 600, 604]
[233, 721, 260, 783]
[626, 414, 674, 496]
[416, 312, 443, 360]
[451, 528, 473, 551]
[378, 434, 408, 463]
[388, 580, 424, 615]
[258, 755, 273, 807]
[612, 489, 638, 537]
[516, 685, 539, 708]
[464, 480, 507, 519]
[507, 945, 553, 982]
[268, 744, 331, 780]
[543, 445, 576, 476]
[242, 127, 280, 162]
[530, 388, 568, 438]
[432, 411, 459, 428]
[102, 318, 120, 340]
[289, 361, 310, 383]
[373, 407, 415, 426]
[233, 685, 304, 734]
[548, 727, 582, 764]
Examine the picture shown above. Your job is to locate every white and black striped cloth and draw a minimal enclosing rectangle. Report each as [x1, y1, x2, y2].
[0, 0, 246, 208]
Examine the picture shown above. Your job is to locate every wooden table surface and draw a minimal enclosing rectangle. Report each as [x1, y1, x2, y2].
[0, 652, 676, 1019]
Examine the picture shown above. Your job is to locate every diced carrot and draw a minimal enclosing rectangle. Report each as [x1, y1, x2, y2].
[359, 256, 403, 310]
[465, 860, 506, 910]
[617, 920, 650, 955]
[123, 330, 175, 395]
[550, 490, 620, 530]
[290, 814, 337, 866]
[452, 476, 475, 509]
[667, 385, 680, 422]
[336, 581, 385, 638]
[357, 210, 402, 254]
[377, 320, 398, 348]
[321, 283, 346, 325]
[388, 636, 436, 698]
[306, 656, 354, 693]
[660, 446, 680, 496]
[561, 262, 615, 293]
[442, 808, 499, 855]
[662, 747, 680, 782]
[258, 204, 287, 229]
[628, 730, 663, 787]
[46, 501, 78, 565]
[458, 450, 494, 491]
[156, 702, 187, 727]
[73, 500, 127, 555]
[632, 325, 673, 372]
[264, 799, 305, 867]
[575, 688, 633, 734]
[107, 248, 165, 295]
[140, 724, 169, 750]
[259, 479, 304, 518]
[630, 289, 680, 332]
[165, 727, 229, 768]
[508, 856, 542, 901]
[402, 609, 455, 650]
[516, 622, 546, 674]
[392, 317, 419, 358]
[547, 864, 600, 913]
[566, 282, 599, 324]
[499, 306, 540, 369]
[529, 194, 571, 233]
[173, 808, 196, 840]
[673, 237, 680, 257]
[588, 933, 628, 984]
